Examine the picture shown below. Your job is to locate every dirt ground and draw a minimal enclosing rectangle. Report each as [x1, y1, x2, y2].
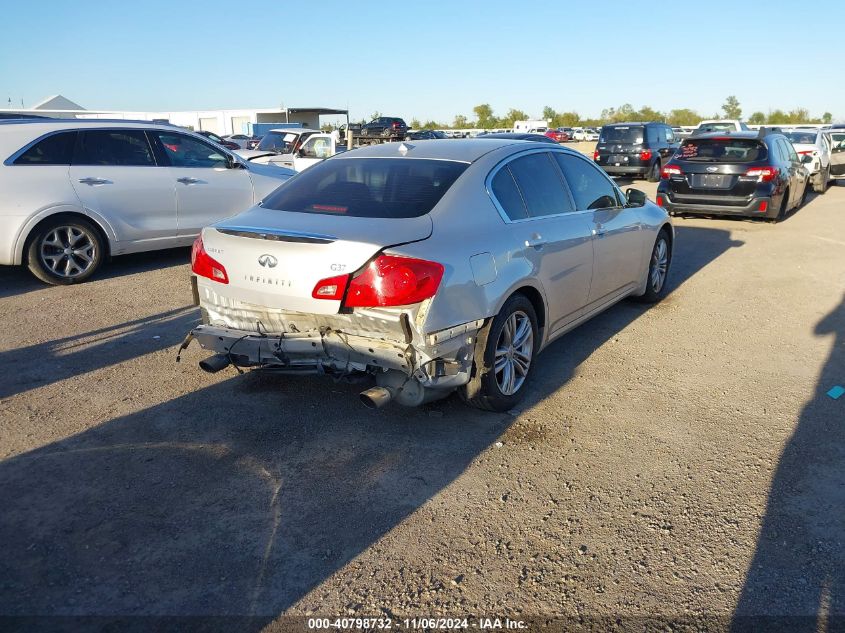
[1, 172, 844, 631]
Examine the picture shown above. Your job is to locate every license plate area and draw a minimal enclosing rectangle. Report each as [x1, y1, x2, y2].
[692, 174, 731, 189]
[609, 154, 628, 164]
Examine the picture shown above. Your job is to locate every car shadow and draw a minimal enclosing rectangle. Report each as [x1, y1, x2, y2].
[0, 247, 190, 300]
[0, 306, 200, 400]
[0, 225, 742, 628]
[731, 294, 845, 632]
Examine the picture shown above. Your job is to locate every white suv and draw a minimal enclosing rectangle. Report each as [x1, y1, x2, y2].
[0, 119, 294, 284]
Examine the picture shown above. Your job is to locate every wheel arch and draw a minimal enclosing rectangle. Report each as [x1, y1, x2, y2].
[503, 284, 547, 343]
[19, 210, 113, 265]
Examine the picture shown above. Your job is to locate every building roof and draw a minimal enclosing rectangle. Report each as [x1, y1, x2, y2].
[30, 94, 85, 110]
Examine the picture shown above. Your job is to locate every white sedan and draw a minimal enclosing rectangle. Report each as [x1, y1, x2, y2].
[784, 128, 834, 193]
[0, 120, 294, 284]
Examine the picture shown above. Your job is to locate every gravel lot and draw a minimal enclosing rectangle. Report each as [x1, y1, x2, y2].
[1, 169, 844, 631]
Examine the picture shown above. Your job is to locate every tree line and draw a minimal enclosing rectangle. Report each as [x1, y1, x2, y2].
[402, 96, 833, 130]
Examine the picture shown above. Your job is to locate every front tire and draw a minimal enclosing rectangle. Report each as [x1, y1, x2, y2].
[813, 167, 829, 194]
[633, 230, 672, 303]
[26, 217, 103, 285]
[460, 294, 539, 412]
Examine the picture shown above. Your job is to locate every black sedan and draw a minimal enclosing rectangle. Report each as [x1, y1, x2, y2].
[656, 129, 811, 222]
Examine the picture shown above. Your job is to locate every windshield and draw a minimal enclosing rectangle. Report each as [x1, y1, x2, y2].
[677, 138, 767, 162]
[257, 131, 299, 153]
[262, 158, 468, 218]
[785, 131, 818, 144]
[600, 126, 644, 144]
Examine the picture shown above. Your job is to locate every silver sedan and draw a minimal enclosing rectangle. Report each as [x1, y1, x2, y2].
[183, 139, 673, 411]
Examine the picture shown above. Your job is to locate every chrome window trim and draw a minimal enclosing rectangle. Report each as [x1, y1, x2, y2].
[4, 127, 168, 167]
[485, 147, 623, 225]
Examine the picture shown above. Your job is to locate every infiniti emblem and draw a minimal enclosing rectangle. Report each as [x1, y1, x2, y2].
[258, 254, 278, 268]
[706, 166, 719, 173]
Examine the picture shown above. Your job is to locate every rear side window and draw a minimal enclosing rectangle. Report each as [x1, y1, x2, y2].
[74, 130, 155, 166]
[600, 126, 644, 144]
[155, 132, 228, 168]
[491, 166, 529, 221]
[554, 154, 619, 210]
[13, 131, 77, 165]
[677, 138, 767, 163]
[506, 153, 574, 217]
[262, 158, 467, 218]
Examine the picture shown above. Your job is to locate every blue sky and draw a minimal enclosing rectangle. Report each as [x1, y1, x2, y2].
[1, 0, 842, 124]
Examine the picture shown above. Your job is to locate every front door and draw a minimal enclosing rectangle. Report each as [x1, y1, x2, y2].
[553, 152, 646, 306]
[829, 132, 845, 178]
[151, 131, 255, 237]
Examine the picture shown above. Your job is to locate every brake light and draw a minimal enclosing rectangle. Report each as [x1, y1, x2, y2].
[656, 196, 664, 207]
[311, 274, 349, 300]
[344, 254, 444, 308]
[593, 150, 600, 161]
[661, 165, 682, 179]
[797, 150, 811, 155]
[191, 236, 228, 284]
[745, 166, 779, 182]
[759, 201, 768, 212]
[640, 149, 652, 161]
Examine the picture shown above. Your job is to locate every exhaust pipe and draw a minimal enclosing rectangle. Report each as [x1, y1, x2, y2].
[199, 353, 231, 374]
[359, 386, 393, 409]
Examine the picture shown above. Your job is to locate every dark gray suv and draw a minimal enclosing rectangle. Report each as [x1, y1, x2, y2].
[593, 122, 679, 181]
[360, 117, 408, 140]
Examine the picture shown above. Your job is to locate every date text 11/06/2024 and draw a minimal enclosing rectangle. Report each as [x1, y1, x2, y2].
[307, 617, 528, 630]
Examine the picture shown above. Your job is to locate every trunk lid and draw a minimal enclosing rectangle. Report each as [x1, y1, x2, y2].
[666, 138, 768, 197]
[202, 206, 432, 314]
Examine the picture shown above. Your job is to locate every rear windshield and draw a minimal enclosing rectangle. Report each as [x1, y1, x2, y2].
[261, 158, 468, 218]
[677, 139, 767, 162]
[600, 126, 644, 144]
[784, 131, 818, 144]
[697, 123, 735, 133]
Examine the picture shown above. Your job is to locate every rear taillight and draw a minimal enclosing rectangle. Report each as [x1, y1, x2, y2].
[344, 254, 444, 308]
[640, 149, 652, 161]
[191, 236, 228, 284]
[311, 274, 349, 300]
[593, 150, 600, 161]
[661, 165, 682, 179]
[745, 166, 779, 182]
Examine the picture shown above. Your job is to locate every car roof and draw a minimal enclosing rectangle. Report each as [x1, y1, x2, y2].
[0, 118, 181, 130]
[687, 131, 771, 141]
[601, 121, 659, 127]
[479, 132, 556, 142]
[335, 138, 556, 163]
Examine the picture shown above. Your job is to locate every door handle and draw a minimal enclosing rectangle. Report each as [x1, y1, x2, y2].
[177, 177, 200, 185]
[525, 234, 546, 250]
[78, 177, 110, 185]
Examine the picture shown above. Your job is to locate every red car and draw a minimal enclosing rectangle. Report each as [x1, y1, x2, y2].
[545, 128, 569, 143]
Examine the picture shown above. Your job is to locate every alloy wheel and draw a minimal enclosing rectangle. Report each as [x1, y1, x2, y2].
[650, 238, 669, 293]
[40, 226, 97, 279]
[494, 310, 534, 396]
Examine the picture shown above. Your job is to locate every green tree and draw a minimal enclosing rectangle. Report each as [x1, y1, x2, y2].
[823, 112, 833, 124]
[473, 104, 495, 129]
[542, 105, 557, 122]
[748, 111, 766, 125]
[638, 105, 665, 122]
[501, 108, 529, 127]
[767, 109, 787, 124]
[410, 118, 421, 129]
[421, 120, 441, 130]
[553, 111, 581, 127]
[453, 114, 469, 129]
[722, 96, 742, 119]
[370, 111, 382, 121]
[667, 108, 701, 126]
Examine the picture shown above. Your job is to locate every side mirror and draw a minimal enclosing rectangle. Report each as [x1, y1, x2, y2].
[626, 188, 647, 207]
[800, 154, 813, 164]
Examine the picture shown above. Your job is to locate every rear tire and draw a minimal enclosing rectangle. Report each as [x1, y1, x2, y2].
[773, 189, 789, 223]
[633, 229, 672, 303]
[460, 294, 539, 412]
[26, 217, 104, 285]
[647, 160, 661, 182]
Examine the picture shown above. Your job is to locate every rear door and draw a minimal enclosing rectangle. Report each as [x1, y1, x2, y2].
[492, 151, 594, 332]
[69, 129, 177, 245]
[777, 138, 804, 207]
[554, 153, 645, 305]
[151, 131, 255, 237]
